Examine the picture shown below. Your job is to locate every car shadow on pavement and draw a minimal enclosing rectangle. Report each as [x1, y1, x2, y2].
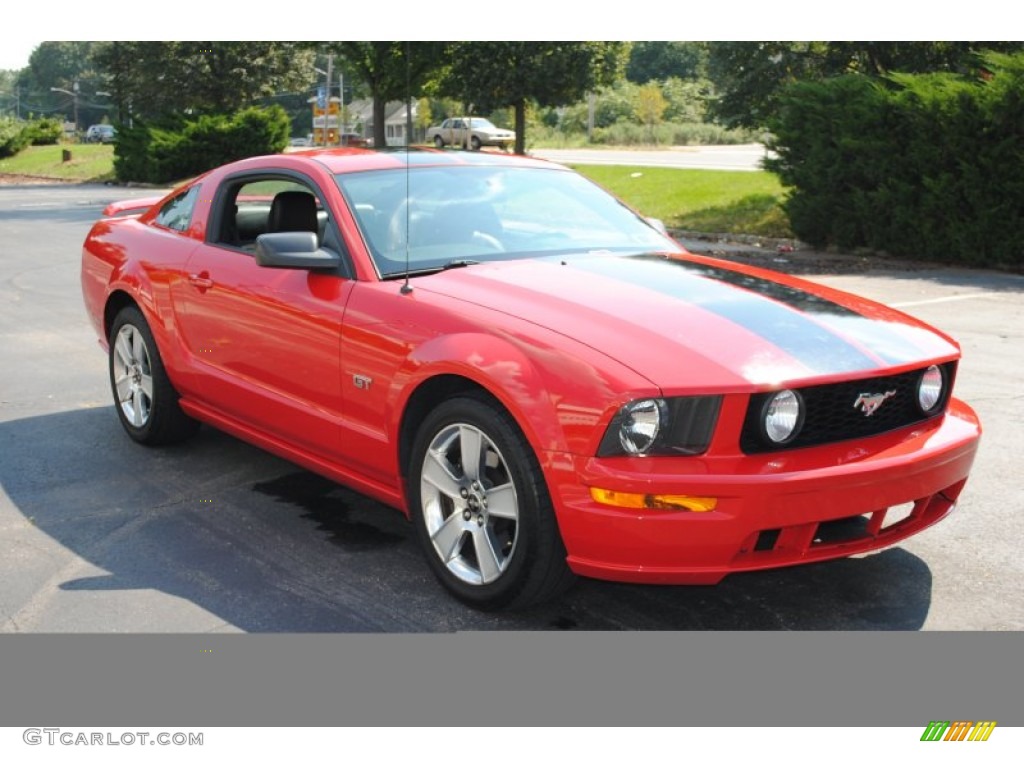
[0, 407, 932, 633]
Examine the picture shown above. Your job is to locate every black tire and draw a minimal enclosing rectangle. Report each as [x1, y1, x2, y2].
[470, 135, 482, 151]
[434, 135, 445, 149]
[408, 394, 574, 610]
[109, 305, 199, 445]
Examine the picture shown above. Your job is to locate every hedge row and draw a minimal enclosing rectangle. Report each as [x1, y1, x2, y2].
[767, 53, 1024, 269]
[0, 116, 64, 158]
[26, 117, 64, 146]
[113, 105, 290, 184]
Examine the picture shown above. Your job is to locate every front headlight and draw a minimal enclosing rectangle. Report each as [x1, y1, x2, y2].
[761, 389, 804, 445]
[598, 396, 721, 457]
[616, 398, 664, 454]
[918, 364, 944, 414]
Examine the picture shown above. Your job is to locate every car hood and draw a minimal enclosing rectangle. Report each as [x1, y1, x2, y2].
[415, 252, 959, 391]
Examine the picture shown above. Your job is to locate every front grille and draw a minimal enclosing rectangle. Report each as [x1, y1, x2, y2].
[740, 363, 956, 454]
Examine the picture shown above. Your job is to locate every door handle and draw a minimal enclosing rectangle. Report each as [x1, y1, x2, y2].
[188, 272, 214, 291]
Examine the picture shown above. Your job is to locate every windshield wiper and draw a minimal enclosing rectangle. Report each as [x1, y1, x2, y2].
[441, 259, 481, 270]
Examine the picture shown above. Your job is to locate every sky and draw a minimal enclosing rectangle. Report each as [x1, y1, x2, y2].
[0, 39, 39, 71]
[0, 1, 1009, 72]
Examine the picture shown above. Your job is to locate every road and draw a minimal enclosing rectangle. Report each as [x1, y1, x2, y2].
[1, 182, 1022, 632]
[530, 144, 771, 171]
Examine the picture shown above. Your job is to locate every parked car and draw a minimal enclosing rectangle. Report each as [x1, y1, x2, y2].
[81, 148, 980, 610]
[339, 132, 371, 148]
[85, 124, 116, 144]
[426, 117, 515, 151]
[289, 136, 311, 147]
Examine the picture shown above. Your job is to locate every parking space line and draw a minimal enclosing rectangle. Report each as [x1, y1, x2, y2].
[891, 293, 999, 308]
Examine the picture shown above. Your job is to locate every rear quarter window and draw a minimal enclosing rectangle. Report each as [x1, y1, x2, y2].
[154, 186, 200, 232]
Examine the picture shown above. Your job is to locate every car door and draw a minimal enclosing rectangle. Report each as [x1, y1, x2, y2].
[449, 119, 463, 146]
[174, 173, 354, 460]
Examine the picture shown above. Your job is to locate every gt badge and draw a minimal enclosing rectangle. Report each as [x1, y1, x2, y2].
[853, 390, 896, 416]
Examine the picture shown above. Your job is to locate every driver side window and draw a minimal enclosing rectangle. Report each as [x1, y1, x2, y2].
[215, 178, 330, 252]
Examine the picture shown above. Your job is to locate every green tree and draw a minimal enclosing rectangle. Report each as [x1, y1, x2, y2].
[708, 41, 1024, 128]
[0, 70, 22, 118]
[626, 42, 707, 84]
[661, 77, 711, 123]
[92, 42, 314, 121]
[89, 41, 138, 124]
[19, 42, 106, 128]
[415, 97, 433, 133]
[27, 41, 95, 85]
[441, 41, 628, 154]
[595, 80, 638, 128]
[321, 42, 446, 148]
[634, 82, 668, 141]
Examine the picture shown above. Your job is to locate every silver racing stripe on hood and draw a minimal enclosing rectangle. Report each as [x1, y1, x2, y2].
[568, 254, 932, 375]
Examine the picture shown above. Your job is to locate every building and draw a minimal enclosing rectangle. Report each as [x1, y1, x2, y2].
[347, 99, 423, 146]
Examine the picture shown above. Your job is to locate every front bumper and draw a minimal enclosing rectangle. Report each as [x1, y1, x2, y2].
[546, 399, 980, 584]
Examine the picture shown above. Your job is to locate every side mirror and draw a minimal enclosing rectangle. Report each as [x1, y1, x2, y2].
[255, 232, 340, 270]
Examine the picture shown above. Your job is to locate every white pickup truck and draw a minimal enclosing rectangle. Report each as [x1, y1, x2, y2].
[426, 117, 515, 151]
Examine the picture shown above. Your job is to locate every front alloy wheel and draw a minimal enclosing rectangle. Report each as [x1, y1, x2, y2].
[409, 396, 573, 610]
[420, 422, 520, 585]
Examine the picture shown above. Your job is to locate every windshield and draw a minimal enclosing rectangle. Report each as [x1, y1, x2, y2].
[335, 166, 677, 278]
[469, 118, 496, 129]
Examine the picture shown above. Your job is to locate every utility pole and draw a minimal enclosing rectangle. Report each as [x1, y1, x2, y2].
[339, 70, 346, 144]
[50, 83, 80, 136]
[325, 53, 333, 147]
[587, 91, 595, 143]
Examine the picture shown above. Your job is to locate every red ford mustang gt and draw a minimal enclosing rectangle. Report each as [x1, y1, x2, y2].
[81, 148, 981, 610]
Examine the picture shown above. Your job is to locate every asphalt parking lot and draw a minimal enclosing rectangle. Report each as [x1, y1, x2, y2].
[1, 182, 1022, 632]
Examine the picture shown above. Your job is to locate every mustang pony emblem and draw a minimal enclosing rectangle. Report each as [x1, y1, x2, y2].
[853, 390, 897, 416]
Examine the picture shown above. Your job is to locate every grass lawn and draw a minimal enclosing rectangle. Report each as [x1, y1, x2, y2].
[573, 165, 792, 238]
[0, 144, 116, 182]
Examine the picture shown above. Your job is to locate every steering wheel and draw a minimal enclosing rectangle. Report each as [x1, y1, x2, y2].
[471, 231, 505, 253]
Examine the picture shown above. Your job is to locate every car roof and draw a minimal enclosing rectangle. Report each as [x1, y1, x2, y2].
[287, 147, 556, 175]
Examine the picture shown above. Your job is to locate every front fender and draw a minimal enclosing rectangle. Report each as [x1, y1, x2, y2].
[394, 332, 567, 455]
[391, 327, 658, 459]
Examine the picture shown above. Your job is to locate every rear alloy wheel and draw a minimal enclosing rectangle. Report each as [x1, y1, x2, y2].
[409, 396, 573, 610]
[109, 306, 198, 445]
[434, 135, 445, 149]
